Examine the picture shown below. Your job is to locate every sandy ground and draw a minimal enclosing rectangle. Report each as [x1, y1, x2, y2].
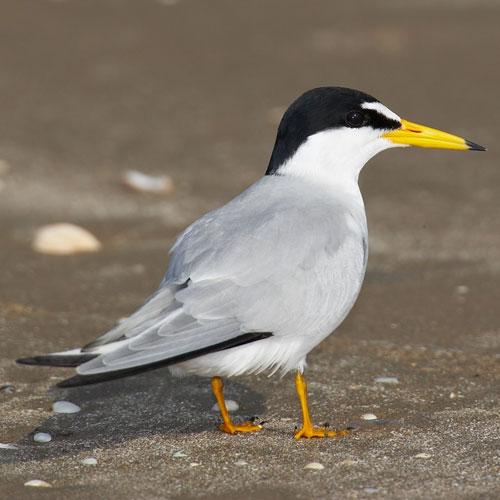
[1, 0, 499, 498]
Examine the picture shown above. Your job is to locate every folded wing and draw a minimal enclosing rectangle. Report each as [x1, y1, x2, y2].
[77, 177, 350, 376]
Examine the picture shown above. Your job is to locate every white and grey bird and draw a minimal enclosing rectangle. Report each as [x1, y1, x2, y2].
[18, 87, 485, 438]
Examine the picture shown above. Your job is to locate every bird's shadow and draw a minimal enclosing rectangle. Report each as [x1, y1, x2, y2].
[1, 368, 265, 464]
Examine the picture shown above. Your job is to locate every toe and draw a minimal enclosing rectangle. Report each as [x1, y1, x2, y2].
[218, 421, 263, 434]
[294, 426, 350, 439]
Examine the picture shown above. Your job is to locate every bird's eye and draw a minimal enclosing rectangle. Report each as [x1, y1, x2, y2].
[345, 111, 366, 128]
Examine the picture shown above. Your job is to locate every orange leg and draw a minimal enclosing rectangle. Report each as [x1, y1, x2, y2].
[294, 371, 350, 439]
[211, 376, 263, 435]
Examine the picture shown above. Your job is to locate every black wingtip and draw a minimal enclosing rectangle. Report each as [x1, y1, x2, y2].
[466, 139, 486, 151]
[16, 354, 97, 368]
[16, 357, 42, 366]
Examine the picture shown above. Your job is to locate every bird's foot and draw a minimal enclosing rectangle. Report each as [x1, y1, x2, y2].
[294, 425, 350, 440]
[219, 421, 263, 435]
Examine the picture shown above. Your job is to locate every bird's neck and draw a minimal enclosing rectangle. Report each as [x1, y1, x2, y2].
[267, 128, 387, 195]
[269, 132, 379, 199]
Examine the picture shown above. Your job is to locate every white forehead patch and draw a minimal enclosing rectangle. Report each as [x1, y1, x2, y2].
[361, 101, 401, 123]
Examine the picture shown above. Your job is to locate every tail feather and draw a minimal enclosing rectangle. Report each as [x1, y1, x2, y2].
[16, 352, 98, 368]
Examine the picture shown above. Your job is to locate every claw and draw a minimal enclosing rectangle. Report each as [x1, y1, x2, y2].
[294, 426, 350, 440]
[219, 421, 263, 435]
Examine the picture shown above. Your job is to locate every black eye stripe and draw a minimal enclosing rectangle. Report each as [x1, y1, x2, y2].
[364, 109, 401, 130]
[345, 109, 401, 130]
[345, 111, 367, 128]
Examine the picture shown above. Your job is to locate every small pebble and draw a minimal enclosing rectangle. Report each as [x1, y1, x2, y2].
[24, 480, 52, 488]
[364, 487, 379, 494]
[0, 384, 15, 394]
[234, 460, 248, 466]
[33, 432, 52, 443]
[339, 459, 357, 466]
[374, 376, 399, 384]
[211, 400, 239, 412]
[304, 462, 324, 470]
[122, 170, 174, 194]
[361, 413, 378, 421]
[414, 453, 432, 459]
[190, 462, 200, 467]
[52, 401, 81, 414]
[81, 457, 97, 466]
[33, 223, 101, 255]
[346, 422, 361, 431]
[455, 285, 469, 295]
[0, 443, 18, 449]
[172, 451, 187, 458]
[449, 392, 457, 399]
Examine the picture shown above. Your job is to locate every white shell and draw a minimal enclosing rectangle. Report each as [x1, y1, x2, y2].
[234, 460, 248, 466]
[361, 413, 378, 421]
[24, 480, 52, 488]
[374, 376, 399, 384]
[304, 462, 324, 470]
[33, 432, 52, 443]
[122, 170, 174, 194]
[33, 224, 101, 255]
[414, 453, 432, 459]
[81, 457, 98, 466]
[172, 451, 187, 458]
[53, 401, 81, 414]
[339, 459, 357, 466]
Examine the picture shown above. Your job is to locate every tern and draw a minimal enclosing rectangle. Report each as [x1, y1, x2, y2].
[18, 87, 485, 439]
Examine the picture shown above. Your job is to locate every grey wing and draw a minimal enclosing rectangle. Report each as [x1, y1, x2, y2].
[78, 177, 348, 376]
[78, 281, 268, 375]
[81, 285, 180, 351]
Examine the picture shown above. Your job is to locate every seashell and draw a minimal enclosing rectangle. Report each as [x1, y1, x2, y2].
[33, 223, 101, 255]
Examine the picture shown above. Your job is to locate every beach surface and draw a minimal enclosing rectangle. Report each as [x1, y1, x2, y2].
[1, 1, 499, 498]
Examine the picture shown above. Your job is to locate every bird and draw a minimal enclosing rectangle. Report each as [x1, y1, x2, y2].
[18, 87, 485, 439]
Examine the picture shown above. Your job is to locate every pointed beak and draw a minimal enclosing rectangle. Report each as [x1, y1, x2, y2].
[383, 119, 486, 151]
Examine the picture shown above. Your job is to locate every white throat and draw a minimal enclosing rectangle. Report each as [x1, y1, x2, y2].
[277, 127, 394, 189]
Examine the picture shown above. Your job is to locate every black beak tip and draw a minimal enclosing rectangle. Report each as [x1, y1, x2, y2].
[466, 139, 486, 151]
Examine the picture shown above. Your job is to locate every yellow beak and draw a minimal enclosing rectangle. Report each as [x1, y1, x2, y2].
[383, 119, 486, 151]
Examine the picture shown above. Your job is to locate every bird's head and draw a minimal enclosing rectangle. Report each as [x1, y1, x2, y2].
[266, 87, 485, 181]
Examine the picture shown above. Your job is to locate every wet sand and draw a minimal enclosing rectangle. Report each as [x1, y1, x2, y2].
[1, 0, 499, 498]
